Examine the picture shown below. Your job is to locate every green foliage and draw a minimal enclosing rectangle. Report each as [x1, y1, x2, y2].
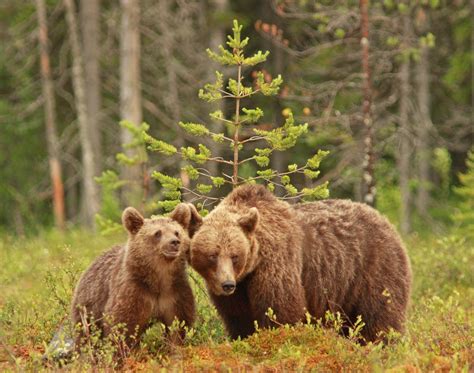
[419, 32, 436, 48]
[179, 122, 210, 137]
[241, 107, 263, 123]
[432, 147, 451, 196]
[94, 171, 124, 235]
[199, 71, 224, 102]
[142, 132, 177, 155]
[180, 144, 211, 164]
[253, 113, 308, 151]
[118, 120, 149, 165]
[151, 172, 182, 212]
[307, 149, 330, 170]
[452, 149, 474, 237]
[442, 8, 472, 104]
[255, 71, 283, 95]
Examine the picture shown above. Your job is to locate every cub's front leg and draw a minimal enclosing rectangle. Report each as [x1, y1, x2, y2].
[103, 286, 153, 349]
[169, 276, 196, 344]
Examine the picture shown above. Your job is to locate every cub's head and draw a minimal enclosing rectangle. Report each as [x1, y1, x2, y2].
[190, 207, 259, 296]
[122, 203, 202, 264]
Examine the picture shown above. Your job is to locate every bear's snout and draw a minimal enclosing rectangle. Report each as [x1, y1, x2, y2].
[222, 280, 236, 294]
[169, 238, 180, 247]
[162, 238, 181, 259]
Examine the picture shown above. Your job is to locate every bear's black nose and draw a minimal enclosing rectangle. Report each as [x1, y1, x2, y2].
[170, 239, 180, 247]
[222, 281, 236, 293]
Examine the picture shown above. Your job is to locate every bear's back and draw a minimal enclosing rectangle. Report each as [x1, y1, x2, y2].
[294, 200, 411, 322]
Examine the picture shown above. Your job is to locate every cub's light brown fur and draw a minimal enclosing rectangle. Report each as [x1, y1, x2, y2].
[71, 203, 199, 348]
[190, 185, 412, 342]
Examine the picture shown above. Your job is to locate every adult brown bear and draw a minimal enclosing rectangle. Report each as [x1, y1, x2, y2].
[189, 184, 412, 342]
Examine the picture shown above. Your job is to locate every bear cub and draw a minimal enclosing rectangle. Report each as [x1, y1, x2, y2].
[71, 203, 199, 350]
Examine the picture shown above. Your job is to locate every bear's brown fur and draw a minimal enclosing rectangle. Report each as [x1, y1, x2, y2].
[190, 184, 412, 342]
[71, 203, 199, 349]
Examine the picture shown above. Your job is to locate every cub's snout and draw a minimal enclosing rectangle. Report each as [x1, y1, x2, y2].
[162, 237, 181, 259]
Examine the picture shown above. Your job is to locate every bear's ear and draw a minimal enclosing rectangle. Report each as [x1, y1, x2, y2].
[122, 207, 144, 235]
[238, 207, 259, 235]
[170, 203, 203, 237]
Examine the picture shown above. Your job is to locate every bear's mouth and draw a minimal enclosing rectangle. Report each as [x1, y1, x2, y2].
[162, 249, 180, 259]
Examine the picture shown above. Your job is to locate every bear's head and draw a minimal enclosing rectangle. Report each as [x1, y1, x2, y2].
[190, 207, 260, 296]
[122, 203, 202, 268]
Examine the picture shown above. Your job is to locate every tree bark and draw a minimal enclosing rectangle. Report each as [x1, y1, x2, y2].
[359, 0, 376, 206]
[206, 0, 228, 179]
[64, 0, 100, 229]
[397, 14, 413, 235]
[80, 0, 102, 177]
[415, 13, 432, 219]
[120, 0, 143, 206]
[36, 0, 66, 230]
[156, 2, 180, 134]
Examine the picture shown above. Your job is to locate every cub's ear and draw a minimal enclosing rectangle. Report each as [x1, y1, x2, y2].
[238, 207, 259, 235]
[170, 203, 203, 237]
[122, 207, 144, 235]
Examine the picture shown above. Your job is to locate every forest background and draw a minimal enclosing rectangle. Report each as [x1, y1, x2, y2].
[0, 0, 472, 234]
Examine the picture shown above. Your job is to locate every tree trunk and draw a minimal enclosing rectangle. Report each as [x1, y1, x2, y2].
[397, 14, 413, 235]
[415, 14, 432, 219]
[36, 0, 65, 230]
[359, 0, 376, 206]
[271, 38, 287, 197]
[120, 0, 143, 206]
[80, 0, 102, 177]
[64, 0, 99, 230]
[206, 0, 228, 180]
[156, 2, 180, 134]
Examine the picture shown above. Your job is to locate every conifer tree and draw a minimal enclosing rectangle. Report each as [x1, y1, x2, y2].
[118, 20, 329, 214]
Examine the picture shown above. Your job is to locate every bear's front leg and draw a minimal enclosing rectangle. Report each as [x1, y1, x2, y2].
[164, 277, 196, 346]
[247, 264, 307, 329]
[103, 288, 153, 351]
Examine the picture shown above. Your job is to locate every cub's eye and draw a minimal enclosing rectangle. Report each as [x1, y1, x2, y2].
[154, 230, 162, 239]
[209, 254, 218, 262]
[231, 255, 239, 264]
[174, 231, 180, 237]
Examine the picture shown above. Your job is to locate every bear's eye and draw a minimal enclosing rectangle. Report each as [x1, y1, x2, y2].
[231, 255, 239, 264]
[174, 231, 180, 237]
[209, 254, 218, 262]
[154, 230, 162, 239]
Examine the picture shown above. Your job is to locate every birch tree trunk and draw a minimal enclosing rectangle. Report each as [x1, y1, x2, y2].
[207, 0, 228, 179]
[64, 0, 99, 229]
[397, 14, 413, 235]
[416, 12, 432, 219]
[120, 0, 143, 206]
[156, 2, 180, 133]
[359, 0, 376, 206]
[36, 0, 65, 230]
[80, 0, 102, 177]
